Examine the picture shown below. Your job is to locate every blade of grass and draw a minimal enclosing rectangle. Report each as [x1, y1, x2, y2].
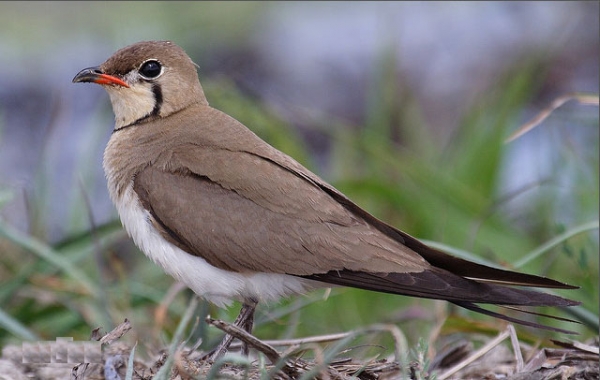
[420, 239, 502, 268]
[564, 303, 599, 332]
[506, 93, 600, 143]
[0, 307, 39, 341]
[297, 333, 358, 380]
[125, 342, 137, 380]
[0, 189, 13, 208]
[152, 296, 199, 380]
[207, 353, 252, 379]
[0, 218, 100, 299]
[423, 220, 599, 272]
[513, 220, 599, 268]
[53, 220, 125, 259]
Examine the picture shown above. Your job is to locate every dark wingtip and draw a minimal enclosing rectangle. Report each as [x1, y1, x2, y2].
[500, 305, 582, 324]
[302, 269, 580, 333]
[453, 301, 580, 335]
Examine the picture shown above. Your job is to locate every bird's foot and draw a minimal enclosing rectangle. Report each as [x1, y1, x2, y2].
[202, 301, 256, 362]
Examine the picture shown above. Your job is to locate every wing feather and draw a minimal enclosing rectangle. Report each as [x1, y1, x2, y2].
[133, 149, 429, 275]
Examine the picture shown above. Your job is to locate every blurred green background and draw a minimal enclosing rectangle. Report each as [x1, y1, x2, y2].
[0, 1, 597, 359]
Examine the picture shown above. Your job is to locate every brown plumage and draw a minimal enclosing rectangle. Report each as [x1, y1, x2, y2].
[73, 41, 579, 358]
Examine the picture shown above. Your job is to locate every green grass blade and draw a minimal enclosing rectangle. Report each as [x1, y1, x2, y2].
[152, 296, 199, 380]
[0, 218, 100, 299]
[513, 220, 599, 268]
[0, 189, 13, 208]
[421, 239, 502, 267]
[0, 307, 39, 341]
[125, 342, 137, 380]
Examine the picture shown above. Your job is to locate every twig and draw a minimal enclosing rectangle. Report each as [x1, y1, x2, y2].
[505, 92, 599, 143]
[507, 324, 524, 372]
[99, 319, 132, 346]
[551, 339, 600, 355]
[437, 328, 511, 380]
[296, 343, 329, 380]
[228, 331, 353, 348]
[206, 316, 282, 365]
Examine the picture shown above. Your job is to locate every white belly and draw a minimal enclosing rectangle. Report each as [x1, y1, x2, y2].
[114, 185, 319, 308]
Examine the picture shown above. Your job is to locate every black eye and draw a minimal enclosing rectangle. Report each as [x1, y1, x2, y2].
[139, 60, 162, 79]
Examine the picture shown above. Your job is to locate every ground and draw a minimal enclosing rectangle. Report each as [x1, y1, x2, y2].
[1, 319, 597, 380]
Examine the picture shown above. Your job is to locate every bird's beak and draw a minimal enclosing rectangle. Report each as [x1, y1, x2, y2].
[72, 66, 129, 88]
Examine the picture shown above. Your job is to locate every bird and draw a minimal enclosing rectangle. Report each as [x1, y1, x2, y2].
[72, 40, 579, 360]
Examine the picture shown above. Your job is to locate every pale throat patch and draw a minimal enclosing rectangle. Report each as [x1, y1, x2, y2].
[106, 76, 156, 129]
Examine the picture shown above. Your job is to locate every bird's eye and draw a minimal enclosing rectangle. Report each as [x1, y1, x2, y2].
[139, 60, 163, 79]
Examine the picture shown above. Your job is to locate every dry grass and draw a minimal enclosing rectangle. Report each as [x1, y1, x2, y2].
[2, 318, 598, 380]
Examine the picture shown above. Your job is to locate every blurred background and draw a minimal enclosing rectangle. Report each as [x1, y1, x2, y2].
[0, 1, 598, 359]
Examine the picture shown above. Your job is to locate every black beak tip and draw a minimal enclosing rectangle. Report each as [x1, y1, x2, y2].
[72, 66, 102, 84]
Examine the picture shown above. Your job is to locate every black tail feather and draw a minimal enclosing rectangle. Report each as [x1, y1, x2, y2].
[304, 269, 578, 307]
[452, 301, 579, 334]
[498, 304, 582, 324]
[303, 267, 580, 333]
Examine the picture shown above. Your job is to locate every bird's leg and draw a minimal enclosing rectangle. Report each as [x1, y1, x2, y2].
[239, 302, 255, 356]
[207, 300, 257, 362]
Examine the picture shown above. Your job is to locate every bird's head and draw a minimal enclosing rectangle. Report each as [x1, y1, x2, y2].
[73, 41, 207, 130]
